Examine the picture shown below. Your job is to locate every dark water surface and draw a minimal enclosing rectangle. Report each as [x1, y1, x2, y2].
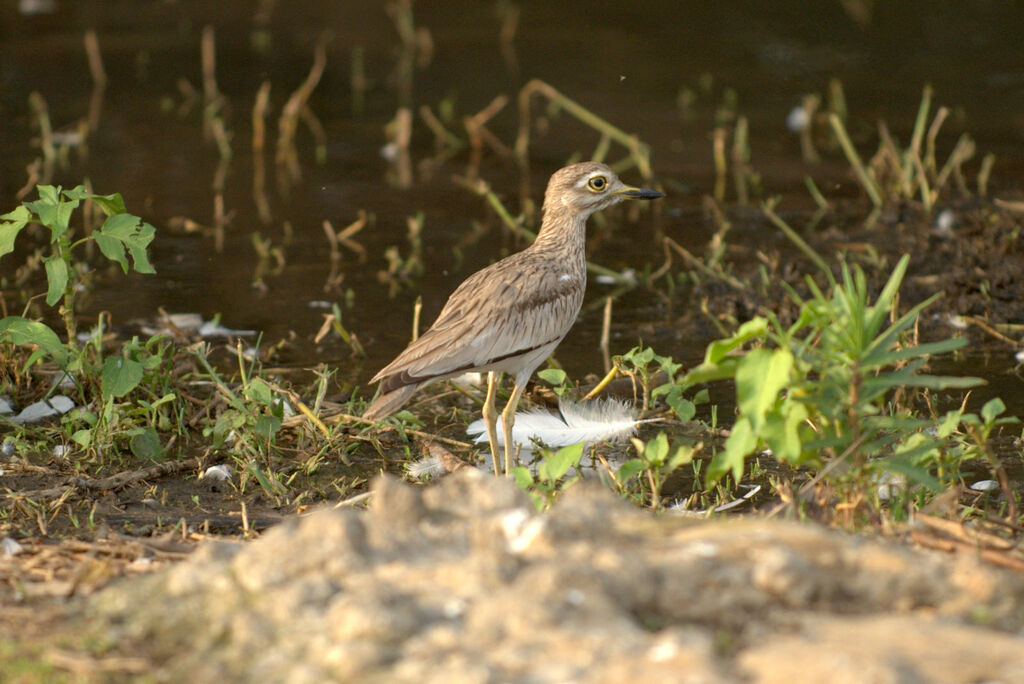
[1, 1, 1023, 394]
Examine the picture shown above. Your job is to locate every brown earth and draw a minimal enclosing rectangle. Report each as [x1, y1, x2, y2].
[4, 470, 1024, 682]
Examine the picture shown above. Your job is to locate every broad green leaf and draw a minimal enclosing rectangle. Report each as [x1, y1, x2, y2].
[0, 316, 68, 368]
[761, 400, 809, 463]
[666, 394, 696, 422]
[936, 408, 963, 439]
[26, 186, 79, 239]
[126, 220, 157, 273]
[877, 456, 942, 491]
[643, 432, 669, 466]
[538, 442, 584, 482]
[43, 255, 68, 306]
[736, 348, 793, 430]
[680, 357, 741, 386]
[511, 466, 535, 489]
[245, 377, 275, 406]
[703, 317, 768, 364]
[71, 429, 92, 448]
[0, 205, 31, 257]
[980, 398, 1005, 425]
[666, 445, 696, 471]
[254, 414, 283, 440]
[129, 427, 163, 461]
[101, 356, 144, 397]
[93, 232, 128, 271]
[63, 187, 127, 215]
[711, 416, 756, 482]
[616, 458, 647, 483]
[97, 213, 156, 274]
[537, 368, 567, 386]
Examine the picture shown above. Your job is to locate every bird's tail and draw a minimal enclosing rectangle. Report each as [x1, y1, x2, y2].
[362, 383, 419, 421]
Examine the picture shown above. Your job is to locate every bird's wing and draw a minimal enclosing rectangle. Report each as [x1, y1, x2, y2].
[371, 255, 584, 389]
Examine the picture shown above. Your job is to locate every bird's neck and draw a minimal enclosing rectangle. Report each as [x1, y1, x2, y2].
[531, 206, 590, 259]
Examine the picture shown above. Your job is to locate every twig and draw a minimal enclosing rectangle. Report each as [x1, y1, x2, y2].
[322, 411, 474, 449]
[333, 491, 373, 509]
[4, 458, 203, 502]
[829, 113, 883, 208]
[515, 79, 652, 179]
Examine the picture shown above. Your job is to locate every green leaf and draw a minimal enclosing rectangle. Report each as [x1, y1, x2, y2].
[246, 463, 278, 494]
[643, 432, 669, 466]
[537, 368, 568, 387]
[538, 442, 584, 483]
[877, 456, 942, 491]
[0, 205, 31, 258]
[712, 416, 756, 482]
[0, 316, 68, 368]
[936, 408, 963, 439]
[761, 400, 809, 462]
[666, 394, 696, 422]
[864, 255, 910, 343]
[93, 232, 128, 272]
[616, 458, 647, 483]
[736, 348, 793, 430]
[981, 398, 1006, 425]
[703, 317, 768, 364]
[101, 356, 144, 397]
[511, 466, 535, 489]
[63, 187, 127, 215]
[680, 357, 741, 386]
[245, 377, 275, 406]
[254, 414, 283, 440]
[43, 255, 68, 306]
[71, 429, 92, 447]
[129, 427, 163, 461]
[666, 445, 696, 471]
[97, 213, 156, 274]
[26, 186, 78, 239]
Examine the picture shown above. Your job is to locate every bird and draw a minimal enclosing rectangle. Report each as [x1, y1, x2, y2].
[363, 161, 664, 475]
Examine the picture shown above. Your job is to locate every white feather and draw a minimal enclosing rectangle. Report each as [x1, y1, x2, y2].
[467, 397, 655, 452]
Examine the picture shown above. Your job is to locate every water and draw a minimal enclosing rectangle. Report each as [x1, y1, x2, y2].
[2, 0, 1023, 399]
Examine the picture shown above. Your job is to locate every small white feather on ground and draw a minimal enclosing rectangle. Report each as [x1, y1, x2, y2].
[467, 397, 654, 452]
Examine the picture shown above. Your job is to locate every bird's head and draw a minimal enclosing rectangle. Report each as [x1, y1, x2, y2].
[542, 161, 664, 219]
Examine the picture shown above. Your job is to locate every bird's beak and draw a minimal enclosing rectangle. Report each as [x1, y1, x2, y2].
[616, 184, 665, 200]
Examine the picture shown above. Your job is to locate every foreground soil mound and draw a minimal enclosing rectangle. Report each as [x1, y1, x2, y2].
[82, 471, 1024, 682]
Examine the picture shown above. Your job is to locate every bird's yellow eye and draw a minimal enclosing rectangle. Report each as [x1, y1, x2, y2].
[587, 175, 607, 192]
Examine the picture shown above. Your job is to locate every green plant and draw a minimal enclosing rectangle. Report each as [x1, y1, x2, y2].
[682, 254, 982, 500]
[615, 345, 697, 420]
[617, 431, 699, 509]
[536, 367, 571, 397]
[0, 185, 155, 347]
[196, 343, 291, 497]
[513, 442, 585, 510]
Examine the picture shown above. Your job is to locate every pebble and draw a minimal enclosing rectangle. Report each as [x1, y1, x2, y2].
[202, 464, 235, 482]
[1, 537, 24, 556]
[786, 106, 810, 132]
[12, 395, 75, 424]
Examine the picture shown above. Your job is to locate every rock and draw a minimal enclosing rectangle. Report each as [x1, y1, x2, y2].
[739, 614, 1024, 683]
[74, 471, 1024, 682]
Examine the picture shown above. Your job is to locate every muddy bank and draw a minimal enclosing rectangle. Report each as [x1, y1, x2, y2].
[42, 471, 1023, 682]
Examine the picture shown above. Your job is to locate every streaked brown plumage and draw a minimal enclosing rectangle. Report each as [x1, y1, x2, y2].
[363, 162, 664, 474]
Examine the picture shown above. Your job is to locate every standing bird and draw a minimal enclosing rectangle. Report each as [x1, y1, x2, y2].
[363, 162, 664, 474]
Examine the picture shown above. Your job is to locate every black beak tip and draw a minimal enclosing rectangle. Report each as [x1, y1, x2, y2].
[630, 188, 665, 200]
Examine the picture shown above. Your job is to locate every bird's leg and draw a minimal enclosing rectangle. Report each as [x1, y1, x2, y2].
[500, 381, 527, 476]
[483, 371, 501, 477]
